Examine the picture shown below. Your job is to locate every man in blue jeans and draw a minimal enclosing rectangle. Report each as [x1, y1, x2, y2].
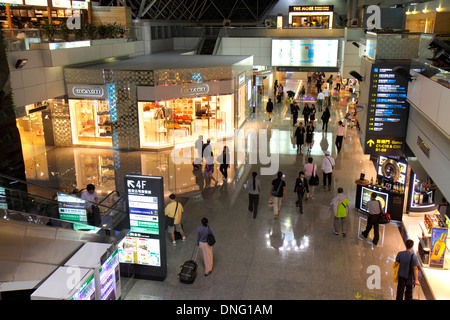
[394, 239, 420, 300]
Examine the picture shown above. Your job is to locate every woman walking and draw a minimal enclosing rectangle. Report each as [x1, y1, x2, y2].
[246, 172, 261, 218]
[197, 217, 214, 276]
[305, 121, 314, 152]
[218, 146, 230, 181]
[302, 103, 310, 126]
[309, 103, 316, 123]
[294, 122, 305, 153]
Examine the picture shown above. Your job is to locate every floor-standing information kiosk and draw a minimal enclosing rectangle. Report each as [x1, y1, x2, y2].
[119, 175, 166, 280]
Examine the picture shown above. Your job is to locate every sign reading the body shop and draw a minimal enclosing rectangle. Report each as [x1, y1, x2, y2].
[67, 84, 108, 99]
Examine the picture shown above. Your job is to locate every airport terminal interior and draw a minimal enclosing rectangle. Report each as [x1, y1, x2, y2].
[0, 0, 450, 302]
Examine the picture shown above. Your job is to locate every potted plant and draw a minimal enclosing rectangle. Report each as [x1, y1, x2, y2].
[74, 26, 85, 41]
[83, 22, 97, 40]
[59, 23, 71, 42]
[40, 19, 57, 42]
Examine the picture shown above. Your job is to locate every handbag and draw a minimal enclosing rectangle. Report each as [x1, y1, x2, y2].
[166, 202, 178, 227]
[271, 179, 282, 197]
[207, 226, 216, 246]
[378, 200, 391, 224]
[309, 164, 319, 186]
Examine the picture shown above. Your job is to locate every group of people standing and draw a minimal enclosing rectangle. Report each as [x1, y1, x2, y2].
[194, 135, 230, 188]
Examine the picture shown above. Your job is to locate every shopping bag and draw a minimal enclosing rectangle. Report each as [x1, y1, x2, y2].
[393, 263, 399, 283]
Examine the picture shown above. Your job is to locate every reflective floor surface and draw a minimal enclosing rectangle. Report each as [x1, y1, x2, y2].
[20, 79, 425, 300]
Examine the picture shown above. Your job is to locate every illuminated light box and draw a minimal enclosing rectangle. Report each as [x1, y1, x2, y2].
[271, 39, 339, 67]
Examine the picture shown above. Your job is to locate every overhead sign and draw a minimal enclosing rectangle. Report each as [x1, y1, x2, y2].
[67, 84, 108, 99]
[120, 175, 166, 281]
[289, 5, 334, 12]
[181, 83, 210, 97]
[365, 137, 404, 156]
[364, 62, 410, 156]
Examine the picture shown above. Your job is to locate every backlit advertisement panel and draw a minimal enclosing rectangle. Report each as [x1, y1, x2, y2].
[271, 39, 338, 67]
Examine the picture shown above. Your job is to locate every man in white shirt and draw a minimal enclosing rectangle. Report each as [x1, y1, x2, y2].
[81, 184, 99, 226]
[334, 121, 346, 153]
[321, 151, 335, 191]
[317, 90, 325, 112]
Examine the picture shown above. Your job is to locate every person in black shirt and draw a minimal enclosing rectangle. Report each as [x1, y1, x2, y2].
[294, 171, 309, 214]
[266, 98, 274, 121]
[270, 172, 287, 219]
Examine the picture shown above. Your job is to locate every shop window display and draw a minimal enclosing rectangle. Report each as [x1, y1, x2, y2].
[69, 99, 112, 146]
[139, 95, 232, 148]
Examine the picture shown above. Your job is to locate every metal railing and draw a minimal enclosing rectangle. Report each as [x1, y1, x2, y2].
[0, 172, 128, 231]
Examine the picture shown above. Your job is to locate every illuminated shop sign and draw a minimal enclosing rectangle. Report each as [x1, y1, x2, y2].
[181, 84, 210, 97]
[67, 84, 108, 99]
[289, 5, 334, 12]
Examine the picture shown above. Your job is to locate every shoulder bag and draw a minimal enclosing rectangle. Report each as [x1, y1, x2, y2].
[166, 202, 178, 227]
[271, 179, 283, 197]
[207, 226, 216, 246]
[309, 164, 319, 186]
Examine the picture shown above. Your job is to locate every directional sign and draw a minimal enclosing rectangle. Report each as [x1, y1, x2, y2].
[120, 175, 167, 281]
[364, 136, 404, 156]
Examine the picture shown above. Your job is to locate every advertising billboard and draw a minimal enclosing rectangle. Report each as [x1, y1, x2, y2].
[271, 39, 339, 67]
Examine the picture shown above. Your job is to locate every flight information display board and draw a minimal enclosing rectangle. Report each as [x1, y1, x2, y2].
[364, 62, 410, 156]
[119, 175, 166, 281]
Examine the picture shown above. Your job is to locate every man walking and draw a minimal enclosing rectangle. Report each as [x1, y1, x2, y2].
[331, 187, 349, 237]
[334, 121, 346, 153]
[293, 171, 309, 214]
[317, 90, 324, 112]
[165, 194, 186, 245]
[394, 239, 420, 300]
[321, 151, 335, 191]
[361, 192, 382, 245]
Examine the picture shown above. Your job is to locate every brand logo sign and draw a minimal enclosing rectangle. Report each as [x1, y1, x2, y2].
[181, 84, 209, 97]
[68, 84, 108, 99]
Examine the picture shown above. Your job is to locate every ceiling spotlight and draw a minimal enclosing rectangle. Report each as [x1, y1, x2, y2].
[15, 59, 28, 69]
[349, 70, 364, 82]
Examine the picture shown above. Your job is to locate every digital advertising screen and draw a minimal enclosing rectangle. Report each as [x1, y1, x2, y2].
[120, 175, 166, 280]
[271, 39, 339, 67]
[57, 193, 87, 223]
[360, 187, 389, 213]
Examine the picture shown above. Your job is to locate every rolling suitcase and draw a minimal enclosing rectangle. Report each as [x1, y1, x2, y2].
[178, 245, 199, 284]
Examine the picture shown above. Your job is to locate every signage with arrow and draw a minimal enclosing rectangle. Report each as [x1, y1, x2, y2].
[121, 175, 167, 281]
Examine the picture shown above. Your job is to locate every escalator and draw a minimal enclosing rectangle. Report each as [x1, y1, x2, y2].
[0, 173, 130, 299]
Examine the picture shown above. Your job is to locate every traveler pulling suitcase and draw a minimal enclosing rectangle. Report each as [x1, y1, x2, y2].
[178, 245, 199, 284]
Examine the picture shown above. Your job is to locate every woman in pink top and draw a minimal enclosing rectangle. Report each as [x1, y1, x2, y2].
[303, 157, 317, 199]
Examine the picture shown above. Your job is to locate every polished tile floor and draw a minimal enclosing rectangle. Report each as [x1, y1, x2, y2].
[120, 81, 422, 300]
[21, 79, 424, 300]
